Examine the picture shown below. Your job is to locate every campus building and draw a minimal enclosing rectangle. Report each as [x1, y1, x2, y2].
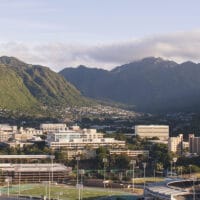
[109, 150, 149, 158]
[45, 128, 125, 150]
[168, 134, 183, 154]
[135, 125, 169, 140]
[189, 134, 200, 155]
[40, 123, 67, 132]
[0, 155, 71, 183]
[14, 127, 43, 141]
[0, 124, 18, 142]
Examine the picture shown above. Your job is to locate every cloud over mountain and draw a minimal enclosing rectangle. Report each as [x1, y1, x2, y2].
[0, 30, 200, 71]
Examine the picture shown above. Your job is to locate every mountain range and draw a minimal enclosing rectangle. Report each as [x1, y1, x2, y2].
[60, 57, 200, 113]
[0, 56, 88, 117]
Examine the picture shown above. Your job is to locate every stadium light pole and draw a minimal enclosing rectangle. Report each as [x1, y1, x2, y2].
[79, 169, 85, 200]
[189, 164, 192, 178]
[180, 166, 183, 178]
[153, 160, 156, 182]
[103, 158, 108, 188]
[51, 156, 54, 183]
[193, 176, 196, 200]
[170, 161, 173, 177]
[130, 160, 136, 192]
[142, 162, 147, 197]
[5, 177, 11, 197]
[18, 165, 21, 198]
[7, 179, 9, 197]
[49, 162, 51, 200]
[76, 156, 81, 200]
[173, 157, 177, 177]
[76, 157, 80, 186]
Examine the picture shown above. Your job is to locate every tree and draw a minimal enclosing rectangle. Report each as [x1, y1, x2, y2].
[96, 147, 109, 168]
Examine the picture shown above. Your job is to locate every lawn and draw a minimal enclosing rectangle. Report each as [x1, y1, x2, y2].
[133, 177, 164, 184]
[5, 184, 139, 200]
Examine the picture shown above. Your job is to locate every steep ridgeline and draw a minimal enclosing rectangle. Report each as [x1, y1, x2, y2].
[0, 56, 88, 116]
[60, 57, 200, 113]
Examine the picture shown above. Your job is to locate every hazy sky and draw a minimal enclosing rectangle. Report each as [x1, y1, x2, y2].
[0, 0, 200, 71]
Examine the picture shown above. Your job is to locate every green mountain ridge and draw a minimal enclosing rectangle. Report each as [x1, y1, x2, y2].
[60, 57, 200, 113]
[0, 64, 38, 111]
[0, 56, 89, 117]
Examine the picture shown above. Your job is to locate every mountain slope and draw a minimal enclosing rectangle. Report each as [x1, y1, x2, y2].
[0, 64, 39, 111]
[0, 56, 89, 116]
[60, 57, 200, 113]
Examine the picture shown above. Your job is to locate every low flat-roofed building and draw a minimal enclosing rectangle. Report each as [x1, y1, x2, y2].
[65, 149, 96, 159]
[0, 155, 55, 160]
[0, 155, 71, 183]
[4, 141, 34, 148]
[0, 163, 71, 183]
[109, 150, 149, 158]
[135, 125, 169, 140]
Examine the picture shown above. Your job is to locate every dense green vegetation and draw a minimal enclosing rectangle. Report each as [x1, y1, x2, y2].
[0, 56, 90, 117]
[0, 65, 38, 111]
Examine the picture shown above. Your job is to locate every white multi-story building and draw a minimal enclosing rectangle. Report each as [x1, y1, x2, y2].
[46, 128, 125, 149]
[168, 134, 183, 154]
[135, 125, 169, 140]
[40, 123, 67, 132]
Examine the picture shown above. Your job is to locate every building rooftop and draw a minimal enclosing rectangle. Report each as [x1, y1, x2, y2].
[0, 155, 55, 159]
[0, 163, 70, 172]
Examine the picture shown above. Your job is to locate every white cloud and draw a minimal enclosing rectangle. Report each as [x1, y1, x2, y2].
[0, 30, 200, 71]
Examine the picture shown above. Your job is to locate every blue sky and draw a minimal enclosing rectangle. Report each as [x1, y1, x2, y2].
[0, 0, 200, 70]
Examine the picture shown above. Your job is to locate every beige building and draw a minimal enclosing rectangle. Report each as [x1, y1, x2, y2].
[14, 127, 43, 141]
[0, 124, 18, 142]
[109, 150, 149, 158]
[0, 124, 17, 133]
[135, 125, 169, 140]
[168, 134, 183, 154]
[189, 134, 200, 155]
[40, 123, 67, 132]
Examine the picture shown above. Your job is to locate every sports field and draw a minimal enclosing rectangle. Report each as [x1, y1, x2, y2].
[1, 184, 139, 200]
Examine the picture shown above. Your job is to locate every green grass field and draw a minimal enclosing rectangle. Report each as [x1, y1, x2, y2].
[4, 184, 139, 200]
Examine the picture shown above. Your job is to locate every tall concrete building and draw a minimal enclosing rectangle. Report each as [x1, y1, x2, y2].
[135, 125, 169, 140]
[168, 134, 183, 154]
[189, 134, 200, 155]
